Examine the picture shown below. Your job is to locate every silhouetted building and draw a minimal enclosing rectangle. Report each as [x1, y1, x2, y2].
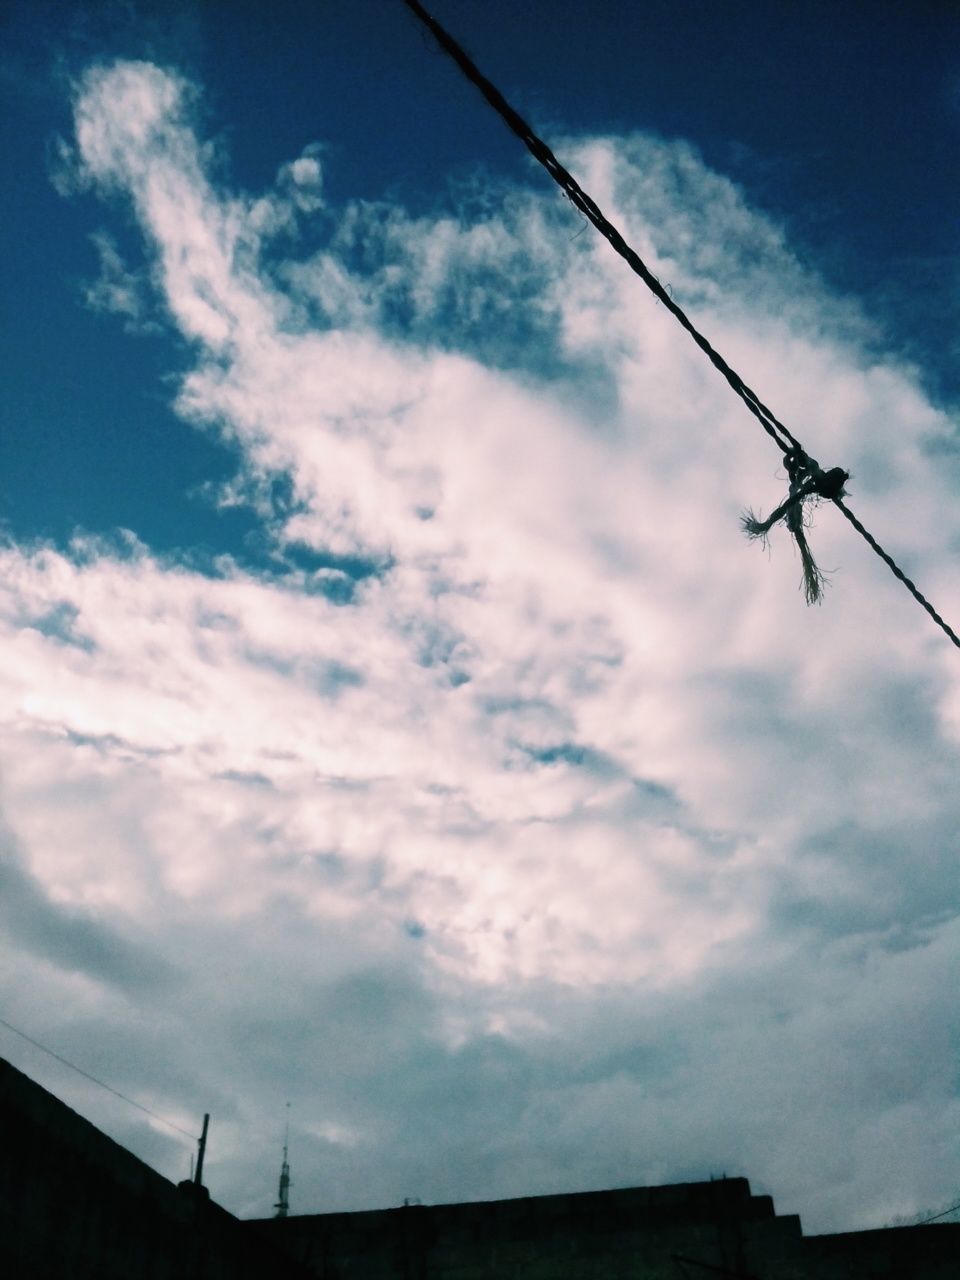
[0, 1055, 312, 1280]
[2, 1054, 957, 1278]
[245, 1180, 959, 1279]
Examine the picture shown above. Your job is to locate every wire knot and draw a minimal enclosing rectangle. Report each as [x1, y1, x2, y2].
[810, 465, 850, 500]
[741, 449, 850, 605]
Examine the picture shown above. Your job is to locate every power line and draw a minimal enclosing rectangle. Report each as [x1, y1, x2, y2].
[911, 1199, 960, 1226]
[0, 1012, 198, 1142]
[401, 0, 960, 652]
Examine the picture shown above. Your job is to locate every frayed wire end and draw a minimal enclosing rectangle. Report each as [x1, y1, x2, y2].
[741, 510, 770, 540]
[797, 536, 828, 605]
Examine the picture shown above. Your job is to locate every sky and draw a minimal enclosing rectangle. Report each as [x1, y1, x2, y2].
[1, 0, 960, 1235]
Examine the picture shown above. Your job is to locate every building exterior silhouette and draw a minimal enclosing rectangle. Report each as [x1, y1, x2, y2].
[2, 1054, 957, 1278]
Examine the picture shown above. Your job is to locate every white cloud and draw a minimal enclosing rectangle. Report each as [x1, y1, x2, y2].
[82, 230, 157, 328]
[2, 59, 959, 1233]
[281, 145, 325, 213]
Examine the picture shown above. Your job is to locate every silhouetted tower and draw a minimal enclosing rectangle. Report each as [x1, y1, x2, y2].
[274, 1103, 291, 1219]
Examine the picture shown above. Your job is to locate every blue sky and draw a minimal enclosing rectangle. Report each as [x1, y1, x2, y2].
[4, 0, 959, 555]
[2, 0, 960, 1235]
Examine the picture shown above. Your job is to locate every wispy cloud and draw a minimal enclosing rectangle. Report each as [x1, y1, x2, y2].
[2, 59, 959, 1231]
[82, 230, 158, 330]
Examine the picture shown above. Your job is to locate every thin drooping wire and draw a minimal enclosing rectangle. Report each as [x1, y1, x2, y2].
[0, 1012, 198, 1142]
[911, 1198, 960, 1227]
[401, 0, 960, 652]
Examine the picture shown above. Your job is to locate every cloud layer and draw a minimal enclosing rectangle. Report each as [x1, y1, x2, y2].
[2, 60, 959, 1231]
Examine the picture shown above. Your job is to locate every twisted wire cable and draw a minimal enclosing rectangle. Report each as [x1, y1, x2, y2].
[402, 0, 960, 651]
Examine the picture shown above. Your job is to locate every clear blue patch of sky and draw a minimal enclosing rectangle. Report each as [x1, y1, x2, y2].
[2, 0, 958, 564]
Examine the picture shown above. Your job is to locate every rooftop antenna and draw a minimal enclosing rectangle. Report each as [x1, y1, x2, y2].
[274, 1102, 291, 1219]
[194, 1113, 210, 1188]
